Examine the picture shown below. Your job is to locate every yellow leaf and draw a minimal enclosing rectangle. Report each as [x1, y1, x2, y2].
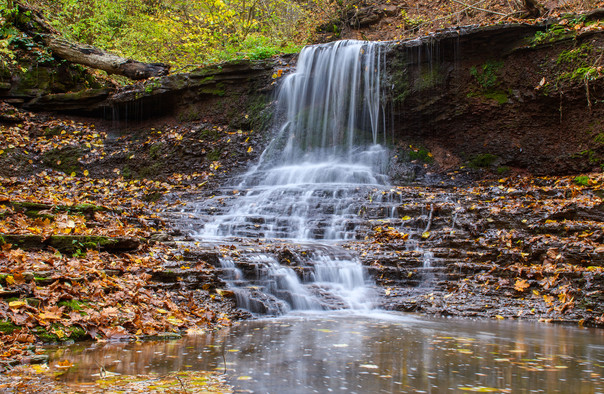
[247, 146, 253, 153]
[70, 172, 76, 177]
[56, 360, 73, 368]
[495, 315, 504, 320]
[401, 216, 411, 221]
[83, 170, 89, 176]
[156, 308, 168, 314]
[421, 231, 431, 239]
[9, 300, 25, 308]
[5, 275, 15, 285]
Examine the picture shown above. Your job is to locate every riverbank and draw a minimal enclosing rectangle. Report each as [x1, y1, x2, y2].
[0, 98, 603, 373]
[0, 103, 254, 370]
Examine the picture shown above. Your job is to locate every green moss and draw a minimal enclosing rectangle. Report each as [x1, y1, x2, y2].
[199, 82, 226, 96]
[418, 65, 442, 90]
[42, 146, 82, 175]
[240, 94, 271, 131]
[149, 143, 163, 159]
[407, 145, 434, 163]
[594, 133, 604, 144]
[530, 24, 574, 46]
[557, 44, 592, 65]
[137, 162, 163, 178]
[43, 125, 63, 137]
[58, 299, 88, 311]
[0, 320, 18, 334]
[497, 166, 511, 175]
[66, 203, 107, 214]
[573, 175, 590, 186]
[206, 148, 222, 161]
[468, 153, 498, 168]
[572, 149, 602, 165]
[483, 91, 509, 105]
[142, 191, 163, 202]
[48, 235, 122, 253]
[33, 323, 88, 343]
[199, 129, 220, 141]
[470, 61, 503, 90]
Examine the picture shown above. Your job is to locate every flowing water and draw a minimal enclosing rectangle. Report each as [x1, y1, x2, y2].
[41, 40, 604, 393]
[190, 40, 391, 314]
[48, 312, 604, 393]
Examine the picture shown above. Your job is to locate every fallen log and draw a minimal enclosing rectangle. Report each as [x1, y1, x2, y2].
[11, 2, 170, 80]
[45, 37, 170, 80]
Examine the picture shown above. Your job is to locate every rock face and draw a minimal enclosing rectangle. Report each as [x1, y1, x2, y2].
[3, 22, 602, 175]
[9, 58, 284, 125]
[385, 23, 604, 175]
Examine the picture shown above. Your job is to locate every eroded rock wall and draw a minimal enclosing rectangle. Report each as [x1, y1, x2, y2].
[386, 24, 604, 175]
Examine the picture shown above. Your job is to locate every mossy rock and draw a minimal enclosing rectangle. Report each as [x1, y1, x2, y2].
[7, 201, 107, 221]
[57, 299, 89, 312]
[47, 235, 140, 254]
[0, 234, 140, 253]
[42, 146, 83, 175]
[468, 153, 499, 168]
[33, 323, 88, 343]
[0, 320, 18, 335]
[0, 234, 44, 250]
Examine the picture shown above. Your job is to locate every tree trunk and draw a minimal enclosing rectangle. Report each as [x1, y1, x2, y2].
[14, 2, 170, 80]
[46, 37, 170, 80]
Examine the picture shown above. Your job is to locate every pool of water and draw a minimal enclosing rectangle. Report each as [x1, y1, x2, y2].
[48, 311, 604, 393]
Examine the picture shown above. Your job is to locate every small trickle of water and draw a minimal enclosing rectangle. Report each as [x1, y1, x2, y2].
[193, 40, 389, 314]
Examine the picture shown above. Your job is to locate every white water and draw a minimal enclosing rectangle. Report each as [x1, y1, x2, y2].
[196, 41, 389, 314]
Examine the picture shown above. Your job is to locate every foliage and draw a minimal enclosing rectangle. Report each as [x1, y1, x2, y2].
[531, 24, 571, 45]
[470, 61, 503, 90]
[407, 145, 434, 163]
[21, 0, 320, 69]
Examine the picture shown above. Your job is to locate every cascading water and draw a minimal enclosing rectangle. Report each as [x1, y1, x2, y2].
[194, 40, 390, 314]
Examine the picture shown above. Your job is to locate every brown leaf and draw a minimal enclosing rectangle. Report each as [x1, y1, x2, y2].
[514, 279, 530, 292]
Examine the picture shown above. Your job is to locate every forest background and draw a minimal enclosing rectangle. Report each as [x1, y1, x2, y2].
[2, 0, 603, 76]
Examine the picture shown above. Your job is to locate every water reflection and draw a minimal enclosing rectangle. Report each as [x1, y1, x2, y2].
[48, 312, 604, 393]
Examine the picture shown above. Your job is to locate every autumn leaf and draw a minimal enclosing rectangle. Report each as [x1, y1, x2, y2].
[8, 300, 26, 309]
[56, 360, 73, 369]
[514, 279, 530, 292]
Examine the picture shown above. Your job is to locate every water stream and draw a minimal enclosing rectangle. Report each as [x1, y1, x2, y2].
[192, 40, 391, 314]
[41, 40, 604, 393]
[48, 312, 604, 393]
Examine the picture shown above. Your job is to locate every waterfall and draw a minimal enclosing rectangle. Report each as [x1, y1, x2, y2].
[195, 40, 389, 314]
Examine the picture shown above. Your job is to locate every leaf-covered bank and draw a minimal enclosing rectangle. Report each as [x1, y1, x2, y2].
[0, 102, 263, 371]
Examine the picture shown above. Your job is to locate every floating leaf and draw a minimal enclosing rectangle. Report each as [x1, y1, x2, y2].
[56, 360, 73, 369]
[459, 387, 500, 392]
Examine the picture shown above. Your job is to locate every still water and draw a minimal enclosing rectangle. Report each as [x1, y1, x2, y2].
[48, 312, 604, 393]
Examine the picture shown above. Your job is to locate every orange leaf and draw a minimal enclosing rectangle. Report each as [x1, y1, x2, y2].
[514, 279, 530, 292]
